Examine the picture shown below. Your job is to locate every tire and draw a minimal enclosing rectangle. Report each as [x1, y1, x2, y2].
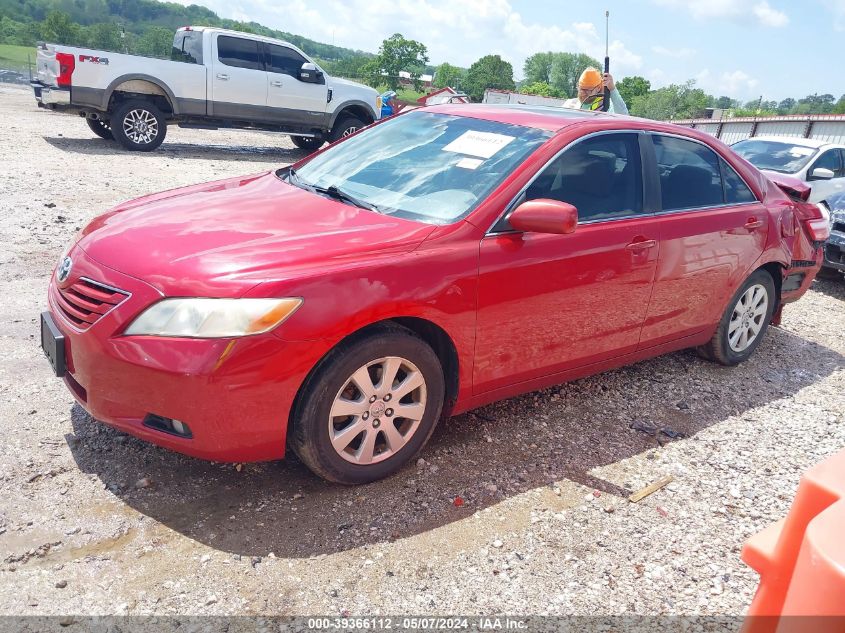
[86, 117, 113, 140]
[697, 269, 776, 366]
[329, 115, 365, 143]
[290, 326, 445, 484]
[290, 135, 324, 151]
[110, 100, 167, 152]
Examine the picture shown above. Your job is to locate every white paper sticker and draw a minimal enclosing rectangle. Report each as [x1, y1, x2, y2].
[443, 131, 516, 158]
[789, 147, 814, 157]
[456, 157, 483, 170]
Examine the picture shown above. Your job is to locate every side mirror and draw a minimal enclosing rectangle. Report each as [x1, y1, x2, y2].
[508, 199, 578, 235]
[810, 167, 835, 181]
[298, 62, 323, 83]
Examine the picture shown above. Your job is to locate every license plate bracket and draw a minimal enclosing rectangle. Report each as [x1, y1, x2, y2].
[40, 311, 66, 377]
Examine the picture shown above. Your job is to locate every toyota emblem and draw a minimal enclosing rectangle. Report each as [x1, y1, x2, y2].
[57, 256, 73, 283]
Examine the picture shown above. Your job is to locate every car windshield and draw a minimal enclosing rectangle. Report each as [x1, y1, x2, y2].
[732, 139, 818, 174]
[289, 111, 551, 224]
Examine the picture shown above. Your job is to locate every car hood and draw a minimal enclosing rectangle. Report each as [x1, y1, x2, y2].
[77, 171, 436, 297]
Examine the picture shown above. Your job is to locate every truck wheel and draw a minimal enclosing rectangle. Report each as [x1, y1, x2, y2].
[329, 115, 365, 143]
[290, 135, 324, 151]
[86, 118, 113, 140]
[111, 100, 167, 152]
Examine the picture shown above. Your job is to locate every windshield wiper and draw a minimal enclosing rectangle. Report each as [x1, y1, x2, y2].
[288, 168, 380, 213]
[314, 184, 381, 213]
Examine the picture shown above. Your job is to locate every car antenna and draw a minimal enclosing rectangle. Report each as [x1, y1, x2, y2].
[603, 10, 611, 112]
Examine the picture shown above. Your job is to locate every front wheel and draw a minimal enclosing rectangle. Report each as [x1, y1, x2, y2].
[111, 100, 167, 152]
[698, 269, 776, 366]
[85, 117, 113, 140]
[329, 115, 365, 143]
[290, 327, 445, 484]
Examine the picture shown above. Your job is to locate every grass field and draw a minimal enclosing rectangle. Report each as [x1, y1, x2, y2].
[0, 44, 36, 71]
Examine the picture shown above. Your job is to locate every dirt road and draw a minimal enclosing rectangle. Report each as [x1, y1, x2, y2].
[0, 83, 843, 616]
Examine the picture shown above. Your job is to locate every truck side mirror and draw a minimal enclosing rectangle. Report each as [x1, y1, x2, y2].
[299, 62, 323, 84]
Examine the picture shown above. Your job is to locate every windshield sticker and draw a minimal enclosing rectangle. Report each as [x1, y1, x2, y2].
[456, 157, 483, 170]
[443, 131, 516, 159]
[789, 147, 814, 157]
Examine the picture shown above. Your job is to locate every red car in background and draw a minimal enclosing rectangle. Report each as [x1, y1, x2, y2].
[41, 105, 828, 484]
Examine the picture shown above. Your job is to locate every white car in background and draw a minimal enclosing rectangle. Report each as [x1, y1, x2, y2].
[732, 136, 845, 206]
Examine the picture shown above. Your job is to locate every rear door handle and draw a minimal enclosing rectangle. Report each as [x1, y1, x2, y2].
[270, 80, 283, 87]
[216, 73, 229, 81]
[625, 239, 657, 251]
[744, 218, 764, 230]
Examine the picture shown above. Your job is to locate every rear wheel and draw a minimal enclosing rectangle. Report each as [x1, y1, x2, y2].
[111, 100, 167, 152]
[85, 117, 113, 140]
[290, 327, 445, 484]
[698, 269, 776, 366]
[290, 135, 324, 151]
[329, 115, 365, 143]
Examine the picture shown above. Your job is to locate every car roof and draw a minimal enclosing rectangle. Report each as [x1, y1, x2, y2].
[740, 136, 844, 150]
[424, 103, 632, 133]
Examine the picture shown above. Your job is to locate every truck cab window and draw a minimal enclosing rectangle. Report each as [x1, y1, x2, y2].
[267, 44, 308, 77]
[171, 32, 202, 64]
[217, 36, 263, 71]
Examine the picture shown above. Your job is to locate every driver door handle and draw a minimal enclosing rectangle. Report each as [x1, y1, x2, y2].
[626, 239, 657, 251]
[744, 218, 764, 230]
[216, 73, 229, 81]
[270, 80, 283, 87]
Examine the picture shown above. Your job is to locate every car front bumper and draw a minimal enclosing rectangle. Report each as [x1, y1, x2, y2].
[822, 230, 845, 273]
[45, 246, 332, 462]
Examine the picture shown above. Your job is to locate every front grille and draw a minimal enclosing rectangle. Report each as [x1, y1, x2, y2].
[55, 278, 129, 329]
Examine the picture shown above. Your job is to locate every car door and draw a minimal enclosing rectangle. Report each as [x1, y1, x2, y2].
[473, 132, 661, 394]
[638, 133, 768, 348]
[806, 148, 845, 202]
[264, 43, 329, 128]
[210, 34, 268, 121]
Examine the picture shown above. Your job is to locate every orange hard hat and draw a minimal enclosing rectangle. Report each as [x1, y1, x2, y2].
[579, 67, 603, 90]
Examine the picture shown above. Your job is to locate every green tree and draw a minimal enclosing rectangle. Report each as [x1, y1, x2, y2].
[85, 22, 122, 50]
[629, 80, 709, 121]
[549, 52, 602, 97]
[519, 81, 561, 97]
[365, 33, 429, 91]
[523, 51, 555, 84]
[464, 54, 515, 101]
[834, 94, 845, 114]
[617, 76, 651, 105]
[41, 11, 82, 45]
[320, 54, 372, 80]
[433, 62, 464, 89]
[777, 97, 796, 114]
[135, 25, 172, 58]
[715, 96, 734, 109]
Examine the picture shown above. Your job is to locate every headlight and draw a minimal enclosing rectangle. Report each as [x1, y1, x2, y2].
[124, 298, 302, 338]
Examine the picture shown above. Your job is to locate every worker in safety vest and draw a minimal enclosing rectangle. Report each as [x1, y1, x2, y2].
[562, 67, 628, 114]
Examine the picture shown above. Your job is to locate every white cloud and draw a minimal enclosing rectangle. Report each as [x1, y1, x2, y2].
[168, 0, 643, 80]
[652, 0, 788, 27]
[695, 68, 760, 97]
[651, 45, 696, 58]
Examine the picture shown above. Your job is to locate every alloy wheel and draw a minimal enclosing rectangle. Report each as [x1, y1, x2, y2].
[122, 109, 159, 145]
[728, 283, 768, 352]
[328, 356, 427, 465]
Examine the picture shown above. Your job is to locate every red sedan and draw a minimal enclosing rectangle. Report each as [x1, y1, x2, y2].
[41, 105, 828, 483]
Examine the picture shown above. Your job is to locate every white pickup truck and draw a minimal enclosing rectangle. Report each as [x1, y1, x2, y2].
[31, 26, 380, 151]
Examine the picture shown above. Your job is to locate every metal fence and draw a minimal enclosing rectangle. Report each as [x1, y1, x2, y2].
[672, 114, 845, 145]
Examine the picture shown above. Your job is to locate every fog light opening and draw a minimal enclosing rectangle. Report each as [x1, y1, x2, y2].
[142, 414, 193, 439]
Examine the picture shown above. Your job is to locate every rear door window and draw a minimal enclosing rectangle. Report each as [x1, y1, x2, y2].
[653, 135, 724, 211]
[524, 133, 644, 222]
[721, 159, 757, 204]
[217, 36, 263, 71]
[267, 44, 307, 77]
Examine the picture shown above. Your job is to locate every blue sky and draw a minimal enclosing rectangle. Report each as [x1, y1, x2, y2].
[172, 0, 845, 102]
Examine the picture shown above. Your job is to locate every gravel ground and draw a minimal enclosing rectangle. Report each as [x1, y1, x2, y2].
[0, 82, 843, 617]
